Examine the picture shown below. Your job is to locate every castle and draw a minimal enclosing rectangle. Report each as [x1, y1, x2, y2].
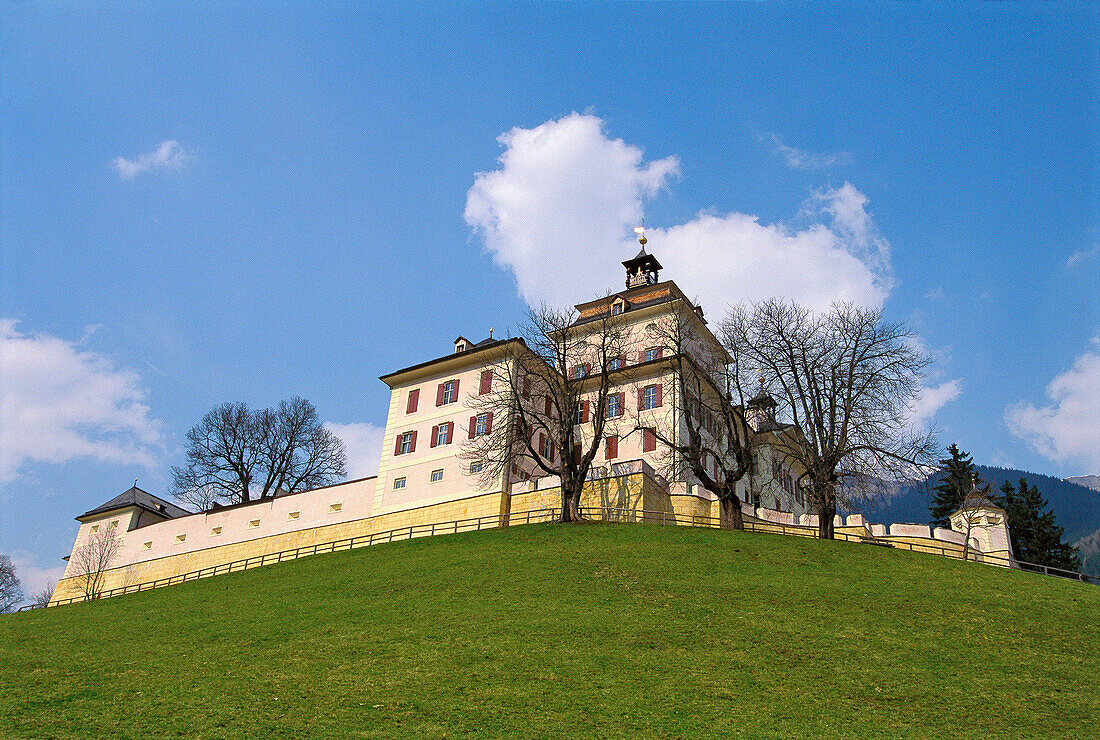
[49, 247, 1015, 604]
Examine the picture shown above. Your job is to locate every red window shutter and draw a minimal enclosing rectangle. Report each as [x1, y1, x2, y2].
[584, 362, 592, 376]
[430, 425, 439, 448]
[544, 397, 552, 416]
[581, 400, 590, 423]
[479, 370, 492, 395]
[453, 378, 460, 399]
[539, 433, 546, 456]
[409, 430, 417, 452]
[394, 435, 403, 456]
[485, 411, 493, 434]
[468, 416, 477, 438]
[637, 388, 644, 409]
[522, 377, 530, 398]
[606, 436, 618, 460]
[655, 385, 663, 407]
[643, 428, 656, 452]
[573, 444, 581, 463]
[407, 389, 419, 414]
[446, 423, 454, 445]
[638, 350, 646, 363]
[655, 348, 663, 360]
[436, 383, 445, 406]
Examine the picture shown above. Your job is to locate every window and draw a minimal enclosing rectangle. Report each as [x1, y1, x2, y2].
[175, 534, 187, 543]
[248, 519, 260, 529]
[467, 411, 492, 437]
[210, 526, 223, 536]
[142, 541, 152, 550]
[573, 401, 589, 425]
[572, 364, 587, 379]
[470, 462, 484, 474]
[288, 511, 300, 520]
[642, 385, 658, 410]
[643, 428, 657, 452]
[611, 302, 623, 316]
[430, 469, 444, 483]
[437, 379, 458, 405]
[393, 477, 407, 489]
[605, 436, 618, 460]
[329, 503, 342, 512]
[90, 525, 100, 534]
[396, 431, 416, 455]
[108, 519, 119, 530]
[644, 347, 662, 362]
[432, 422, 453, 447]
[540, 433, 554, 460]
[406, 389, 420, 414]
[479, 369, 493, 395]
[608, 357, 623, 371]
[607, 393, 623, 418]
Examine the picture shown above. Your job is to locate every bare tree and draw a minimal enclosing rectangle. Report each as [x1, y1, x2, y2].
[631, 301, 757, 529]
[462, 303, 632, 522]
[71, 529, 122, 601]
[257, 397, 348, 495]
[0, 554, 23, 613]
[31, 582, 56, 609]
[723, 300, 938, 539]
[173, 397, 347, 509]
[954, 480, 992, 562]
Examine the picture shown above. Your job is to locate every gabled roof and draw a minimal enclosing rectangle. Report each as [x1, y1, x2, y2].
[79, 486, 191, 521]
[379, 337, 527, 386]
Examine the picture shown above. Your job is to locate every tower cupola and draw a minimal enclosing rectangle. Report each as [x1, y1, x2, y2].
[622, 229, 663, 289]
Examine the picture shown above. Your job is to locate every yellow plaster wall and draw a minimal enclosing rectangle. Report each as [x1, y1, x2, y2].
[52, 490, 508, 602]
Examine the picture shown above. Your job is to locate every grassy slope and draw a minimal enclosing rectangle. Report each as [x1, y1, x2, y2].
[1, 524, 1097, 739]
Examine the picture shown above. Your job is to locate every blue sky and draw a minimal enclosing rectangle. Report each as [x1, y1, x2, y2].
[1, 2, 1097, 594]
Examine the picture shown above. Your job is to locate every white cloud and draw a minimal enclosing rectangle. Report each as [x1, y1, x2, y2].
[1005, 346, 1100, 473]
[9, 551, 65, 603]
[465, 113, 893, 313]
[908, 379, 962, 430]
[324, 422, 384, 480]
[1066, 245, 1098, 268]
[0, 319, 163, 484]
[111, 140, 190, 179]
[763, 132, 853, 170]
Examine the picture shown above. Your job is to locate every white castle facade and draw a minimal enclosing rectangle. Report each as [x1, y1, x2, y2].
[49, 250, 1015, 604]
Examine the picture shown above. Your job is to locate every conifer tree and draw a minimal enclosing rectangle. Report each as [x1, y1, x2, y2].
[929, 444, 978, 528]
[995, 477, 1081, 571]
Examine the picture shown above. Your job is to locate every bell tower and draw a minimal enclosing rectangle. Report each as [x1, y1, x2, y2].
[622, 228, 663, 289]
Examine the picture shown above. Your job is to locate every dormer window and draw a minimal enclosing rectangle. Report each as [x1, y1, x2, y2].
[611, 298, 626, 316]
[454, 336, 471, 353]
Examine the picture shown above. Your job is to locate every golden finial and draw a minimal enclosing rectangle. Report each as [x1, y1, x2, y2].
[634, 220, 647, 248]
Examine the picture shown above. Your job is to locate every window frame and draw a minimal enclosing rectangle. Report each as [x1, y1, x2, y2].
[393, 476, 407, 490]
[430, 469, 444, 483]
[441, 379, 457, 405]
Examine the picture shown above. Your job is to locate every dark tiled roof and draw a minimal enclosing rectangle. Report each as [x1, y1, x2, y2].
[79, 486, 191, 520]
[379, 337, 526, 385]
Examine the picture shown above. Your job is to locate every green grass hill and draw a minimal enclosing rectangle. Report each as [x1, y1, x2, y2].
[2, 523, 1097, 738]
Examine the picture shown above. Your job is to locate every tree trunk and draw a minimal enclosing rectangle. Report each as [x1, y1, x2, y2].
[559, 485, 584, 523]
[817, 498, 836, 539]
[718, 496, 744, 530]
